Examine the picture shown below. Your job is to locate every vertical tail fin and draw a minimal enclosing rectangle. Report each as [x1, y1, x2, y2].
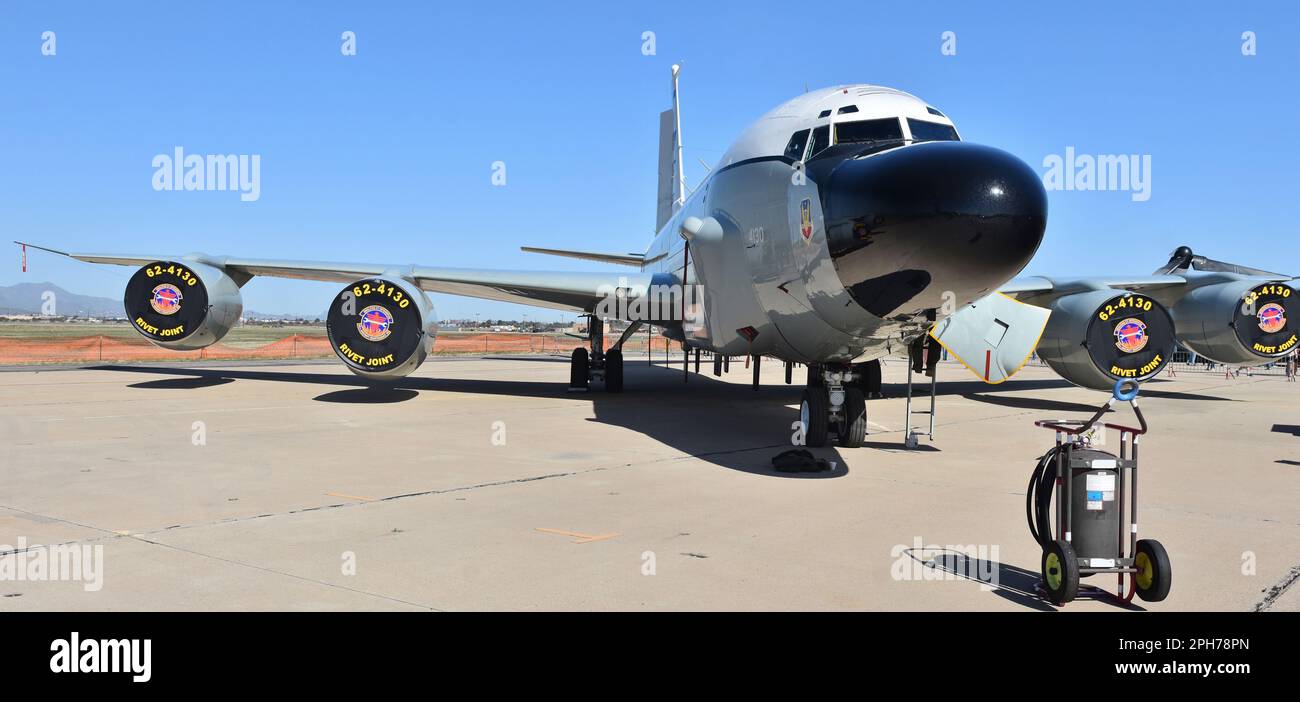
[655, 65, 685, 232]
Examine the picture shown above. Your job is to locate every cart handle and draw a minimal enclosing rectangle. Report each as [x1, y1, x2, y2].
[1032, 380, 1148, 436]
[1113, 379, 1140, 402]
[1104, 379, 1149, 436]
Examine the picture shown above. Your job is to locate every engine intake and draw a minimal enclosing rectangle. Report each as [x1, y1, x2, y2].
[123, 260, 242, 350]
[326, 277, 437, 379]
[1036, 290, 1175, 390]
[1172, 280, 1297, 364]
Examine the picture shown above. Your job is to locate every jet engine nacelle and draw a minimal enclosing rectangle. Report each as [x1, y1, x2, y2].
[1172, 279, 1298, 364]
[1036, 290, 1176, 390]
[326, 277, 438, 379]
[123, 260, 243, 350]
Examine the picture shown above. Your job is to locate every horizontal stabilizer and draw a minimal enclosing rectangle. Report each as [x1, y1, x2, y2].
[930, 292, 1051, 384]
[520, 247, 645, 267]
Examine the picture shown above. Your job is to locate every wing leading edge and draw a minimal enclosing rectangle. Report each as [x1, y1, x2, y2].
[997, 274, 1189, 303]
[16, 243, 651, 313]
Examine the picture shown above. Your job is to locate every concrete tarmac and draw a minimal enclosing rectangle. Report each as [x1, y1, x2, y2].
[1, 356, 1296, 611]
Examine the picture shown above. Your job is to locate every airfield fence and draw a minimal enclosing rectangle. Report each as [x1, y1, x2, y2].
[0, 332, 691, 366]
[3, 334, 1293, 380]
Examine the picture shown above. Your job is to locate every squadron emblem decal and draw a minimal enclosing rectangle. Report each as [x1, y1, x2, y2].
[799, 198, 813, 242]
[1114, 317, 1149, 354]
[150, 283, 183, 315]
[1258, 302, 1286, 334]
[357, 305, 394, 342]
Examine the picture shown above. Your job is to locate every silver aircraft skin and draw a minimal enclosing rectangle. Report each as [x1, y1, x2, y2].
[17, 71, 1297, 446]
[639, 83, 1043, 364]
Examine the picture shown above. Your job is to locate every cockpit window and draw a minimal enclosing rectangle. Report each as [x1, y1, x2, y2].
[837, 104, 859, 114]
[809, 125, 831, 158]
[907, 118, 960, 142]
[783, 129, 811, 161]
[834, 118, 904, 145]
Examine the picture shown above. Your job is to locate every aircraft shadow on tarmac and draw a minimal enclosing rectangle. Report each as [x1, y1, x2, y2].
[881, 375, 1234, 404]
[961, 393, 1108, 415]
[85, 357, 1233, 480]
[128, 376, 236, 390]
[904, 548, 1146, 612]
[91, 359, 855, 479]
[315, 387, 421, 403]
[943, 378, 1236, 414]
[960, 388, 1237, 415]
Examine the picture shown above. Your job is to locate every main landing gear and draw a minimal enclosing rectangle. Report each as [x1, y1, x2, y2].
[568, 316, 630, 393]
[800, 363, 869, 448]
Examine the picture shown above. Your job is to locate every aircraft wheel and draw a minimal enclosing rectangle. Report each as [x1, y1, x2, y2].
[605, 349, 624, 393]
[1042, 539, 1079, 605]
[799, 387, 829, 447]
[839, 387, 867, 448]
[1134, 539, 1172, 602]
[569, 347, 589, 390]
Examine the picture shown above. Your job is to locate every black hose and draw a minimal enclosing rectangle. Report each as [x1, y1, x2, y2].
[1026, 445, 1068, 548]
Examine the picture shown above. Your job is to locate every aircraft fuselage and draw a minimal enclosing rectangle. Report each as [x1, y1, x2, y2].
[640, 85, 1047, 365]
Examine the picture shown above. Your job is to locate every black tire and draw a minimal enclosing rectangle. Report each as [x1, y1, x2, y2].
[1134, 539, 1172, 602]
[1042, 539, 1079, 605]
[859, 359, 882, 397]
[799, 387, 829, 447]
[806, 363, 822, 387]
[839, 387, 867, 448]
[605, 348, 624, 393]
[569, 347, 589, 390]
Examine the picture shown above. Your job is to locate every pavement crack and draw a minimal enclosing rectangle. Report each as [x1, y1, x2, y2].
[129, 534, 441, 611]
[1252, 562, 1300, 612]
[133, 443, 792, 537]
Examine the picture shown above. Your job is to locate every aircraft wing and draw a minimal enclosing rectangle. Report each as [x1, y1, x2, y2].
[519, 246, 645, 267]
[18, 243, 649, 313]
[936, 274, 1192, 384]
[998, 274, 1187, 302]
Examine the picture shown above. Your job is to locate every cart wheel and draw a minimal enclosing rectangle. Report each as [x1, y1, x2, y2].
[1134, 539, 1172, 602]
[1042, 539, 1079, 605]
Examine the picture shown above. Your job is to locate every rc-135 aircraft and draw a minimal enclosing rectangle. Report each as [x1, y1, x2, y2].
[18, 67, 1297, 447]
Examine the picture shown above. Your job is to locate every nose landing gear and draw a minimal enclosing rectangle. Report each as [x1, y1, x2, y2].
[800, 365, 867, 448]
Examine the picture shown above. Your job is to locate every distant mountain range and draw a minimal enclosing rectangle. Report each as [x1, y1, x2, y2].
[0, 282, 317, 320]
[0, 282, 122, 317]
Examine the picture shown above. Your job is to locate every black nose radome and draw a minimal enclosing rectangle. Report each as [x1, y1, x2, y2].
[821, 141, 1047, 318]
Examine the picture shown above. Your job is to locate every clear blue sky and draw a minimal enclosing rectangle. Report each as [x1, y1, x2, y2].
[2, 1, 1296, 320]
